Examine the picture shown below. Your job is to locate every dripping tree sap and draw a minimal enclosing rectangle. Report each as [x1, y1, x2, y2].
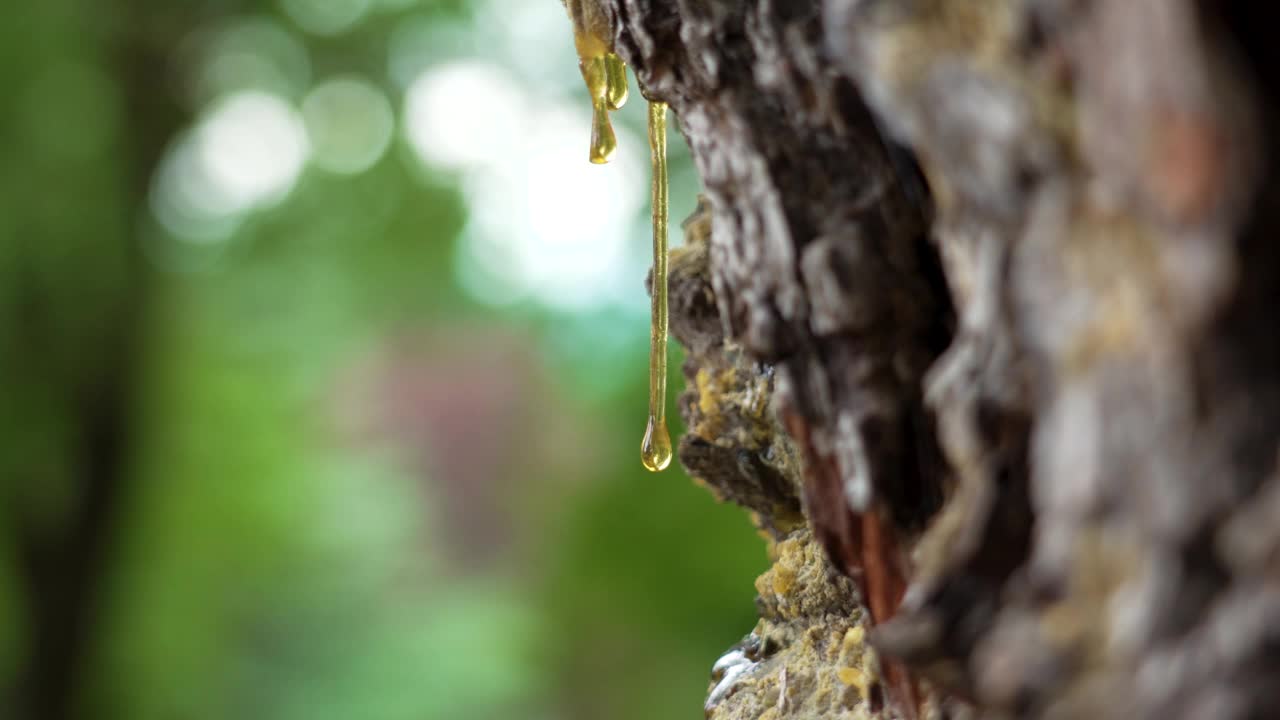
[564, 0, 623, 164]
[604, 53, 628, 110]
[580, 55, 618, 163]
[562, 0, 672, 472]
[641, 101, 672, 472]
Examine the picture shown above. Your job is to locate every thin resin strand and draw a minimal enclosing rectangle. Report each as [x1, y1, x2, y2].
[641, 100, 672, 472]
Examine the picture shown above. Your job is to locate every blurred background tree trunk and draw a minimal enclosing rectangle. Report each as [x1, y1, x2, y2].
[3, 3, 186, 718]
[611, 1, 1280, 718]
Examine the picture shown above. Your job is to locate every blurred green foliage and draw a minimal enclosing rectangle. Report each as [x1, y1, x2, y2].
[1, 1, 764, 719]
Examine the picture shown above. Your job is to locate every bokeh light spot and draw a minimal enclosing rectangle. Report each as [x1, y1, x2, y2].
[149, 91, 309, 247]
[182, 17, 311, 108]
[150, 132, 245, 246]
[195, 91, 310, 212]
[476, 0, 580, 92]
[403, 60, 645, 310]
[280, 0, 372, 37]
[403, 61, 523, 171]
[387, 15, 476, 91]
[302, 76, 395, 175]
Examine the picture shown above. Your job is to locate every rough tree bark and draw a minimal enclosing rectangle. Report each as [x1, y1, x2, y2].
[615, 1, 1280, 718]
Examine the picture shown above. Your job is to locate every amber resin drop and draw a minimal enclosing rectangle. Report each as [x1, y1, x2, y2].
[565, 0, 623, 164]
[604, 53, 629, 110]
[579, 55, 617, 164]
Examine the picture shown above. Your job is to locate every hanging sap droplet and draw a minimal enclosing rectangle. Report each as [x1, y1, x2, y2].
[642, 100, 671, 472]
[604, 53, 629, 110]
[641, 414, 672, 472]
[565, 0, 622, 164]
[589, 105, 617, 164]
[580, 55, 616, 164]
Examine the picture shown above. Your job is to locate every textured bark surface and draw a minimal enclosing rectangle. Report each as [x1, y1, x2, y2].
[614, 1, 1280, 718]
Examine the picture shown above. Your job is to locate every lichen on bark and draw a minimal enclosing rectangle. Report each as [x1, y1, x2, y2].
[669, 195, 921, 720]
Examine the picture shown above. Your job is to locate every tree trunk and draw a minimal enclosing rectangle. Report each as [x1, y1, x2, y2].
[611, 1, 1280, 718]
[3, 3, 186, 717]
